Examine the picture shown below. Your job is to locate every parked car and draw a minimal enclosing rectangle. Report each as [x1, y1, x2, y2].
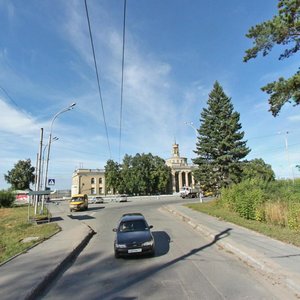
[113, 213, 155, 258]
[89, 196, 104, 204]
[115, 194, 127, 202]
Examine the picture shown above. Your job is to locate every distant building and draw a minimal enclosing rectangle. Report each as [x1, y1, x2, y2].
[71, 143, 197, 196]
[72, 169, 105, 196]
[166, 143, 197, 193]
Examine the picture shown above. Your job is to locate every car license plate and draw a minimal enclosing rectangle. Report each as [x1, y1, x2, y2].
[128, 248, 142, 253]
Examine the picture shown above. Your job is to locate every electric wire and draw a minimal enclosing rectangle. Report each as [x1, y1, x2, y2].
[0, 85, 20, 109]
[84, 0, 111, 158]
[118, 0, 127, 163]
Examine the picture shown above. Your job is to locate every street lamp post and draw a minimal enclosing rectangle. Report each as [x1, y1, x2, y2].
[44, 102, 76, 193]
[40, 137, 59, 190]
[184, 121, 198, 136]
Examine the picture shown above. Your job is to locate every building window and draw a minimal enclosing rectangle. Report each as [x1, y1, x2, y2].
[99, 187, 102, 194]
[99, 177, 102, 184]
[91, 178, 95, 184]
[91, 187, 95, 194]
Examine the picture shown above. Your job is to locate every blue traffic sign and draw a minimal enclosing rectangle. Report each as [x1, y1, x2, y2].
[48, 179, 55, 185]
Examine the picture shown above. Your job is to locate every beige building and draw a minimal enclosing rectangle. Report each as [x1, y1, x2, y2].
[71, 143, 196, 196]
[166, 143, 197, 193]
[72, 169, 105, 196]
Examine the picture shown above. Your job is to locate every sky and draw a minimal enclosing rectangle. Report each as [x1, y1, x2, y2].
[1, 0, 300, 190]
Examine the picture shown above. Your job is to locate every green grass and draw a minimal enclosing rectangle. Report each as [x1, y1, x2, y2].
[0, 206, 60, 263]
[185, 200, 300, 247]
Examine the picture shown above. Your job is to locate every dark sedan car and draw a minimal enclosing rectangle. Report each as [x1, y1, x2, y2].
[113, 213, 155, 258]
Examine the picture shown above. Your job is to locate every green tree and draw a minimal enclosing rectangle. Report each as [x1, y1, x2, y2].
[151, 156, 172, 194]
[104, 159, 121, 194]
[105, 153, 171, 195]
[193, 81, 250, 194]
[4, 159, 35, 190]
[244, 0, 300, 116]
[241, 158, 275, 182]
[119, 154, 135, 194]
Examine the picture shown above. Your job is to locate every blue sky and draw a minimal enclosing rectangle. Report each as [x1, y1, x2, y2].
[1, 0, 300, 190]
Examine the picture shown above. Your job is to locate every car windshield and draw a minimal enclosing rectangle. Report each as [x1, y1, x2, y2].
[119, 220, 148, 232]
[71, 197, 83, 202]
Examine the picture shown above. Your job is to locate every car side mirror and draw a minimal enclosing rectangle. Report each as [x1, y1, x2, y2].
[112, 228, 117, 232]
[149, 225, 153, 229]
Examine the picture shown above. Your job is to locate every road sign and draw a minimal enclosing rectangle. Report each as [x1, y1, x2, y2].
[29, 190, 51, 195]
[48, 179, 55, 186]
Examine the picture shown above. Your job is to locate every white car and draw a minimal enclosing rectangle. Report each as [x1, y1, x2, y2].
[116, 194, 127, 202]
[89, 196, 104, 204]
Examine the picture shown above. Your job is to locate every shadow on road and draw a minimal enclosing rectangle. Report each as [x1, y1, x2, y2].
[50, 216, 64, 222]
[153, 231, 171, 257]
[86, 206, 105, 211]
[100, 227, 232, 299]
[68, 215, 95, 221]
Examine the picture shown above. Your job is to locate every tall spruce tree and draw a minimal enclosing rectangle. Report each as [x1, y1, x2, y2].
[193, 81, 250, 193]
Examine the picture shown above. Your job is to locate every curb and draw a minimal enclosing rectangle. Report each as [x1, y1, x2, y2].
[25, 225, 96, 300]
[162, 205, 300, 297]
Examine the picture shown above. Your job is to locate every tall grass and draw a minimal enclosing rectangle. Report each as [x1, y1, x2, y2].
[219, 178, 300, 231]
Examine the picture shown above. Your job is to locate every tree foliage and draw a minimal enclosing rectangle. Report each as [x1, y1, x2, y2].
[104, 159, 121, 194]
[244, 0, 300, 116]
[241, 158, 275, 182]
[104, 153, 172, 195]
[0, 190, 15, 208]
[193, 81, 250, 194]
[4, 159, 35, 190]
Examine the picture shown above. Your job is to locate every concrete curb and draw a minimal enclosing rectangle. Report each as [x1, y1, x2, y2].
[25, 225, 96, 300]
[162, 205, 300, 297]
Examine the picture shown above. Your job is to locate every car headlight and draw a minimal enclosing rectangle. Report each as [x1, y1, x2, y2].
[142, 240, 154, 247]
[115, 244, 127, 248]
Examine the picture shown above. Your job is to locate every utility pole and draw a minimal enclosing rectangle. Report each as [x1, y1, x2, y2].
[279, 131, 295, 183]
[35, 128, 43, 215]
[284, 131, 295, 183]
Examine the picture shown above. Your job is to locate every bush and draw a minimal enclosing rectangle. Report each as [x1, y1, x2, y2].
[0, 190, 15, 207]
[287, 202, 300, 232]
[220, 179, 266, 220]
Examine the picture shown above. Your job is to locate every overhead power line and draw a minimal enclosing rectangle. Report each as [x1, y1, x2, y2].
[84, 0, 111, 158]
[119, 0, 127, 163]
[0, 85, 22, 110]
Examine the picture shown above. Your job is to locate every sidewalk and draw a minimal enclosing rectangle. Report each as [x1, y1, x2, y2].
[163, 204, 300, 297]
[0, 203, 94, 300]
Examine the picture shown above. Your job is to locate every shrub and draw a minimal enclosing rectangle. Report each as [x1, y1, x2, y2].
[287, 202, 300, 232]
[0, 190, 15, 208]
[255, 204, 266, 222]
[220, 179, 266, 220]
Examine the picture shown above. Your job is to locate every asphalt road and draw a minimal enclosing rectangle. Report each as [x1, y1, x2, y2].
[42, 196, 288, 299]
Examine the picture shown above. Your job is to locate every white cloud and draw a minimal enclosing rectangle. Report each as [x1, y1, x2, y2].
[288, 115, 300, 122]
[61, 1, 187, 159]
[0, 98, 41, 136]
